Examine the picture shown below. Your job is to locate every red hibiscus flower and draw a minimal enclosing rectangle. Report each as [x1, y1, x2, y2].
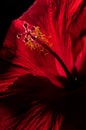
[0, 0, 86, 129]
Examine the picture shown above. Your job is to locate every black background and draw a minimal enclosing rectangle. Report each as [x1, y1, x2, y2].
[0, 0, 34, 47]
